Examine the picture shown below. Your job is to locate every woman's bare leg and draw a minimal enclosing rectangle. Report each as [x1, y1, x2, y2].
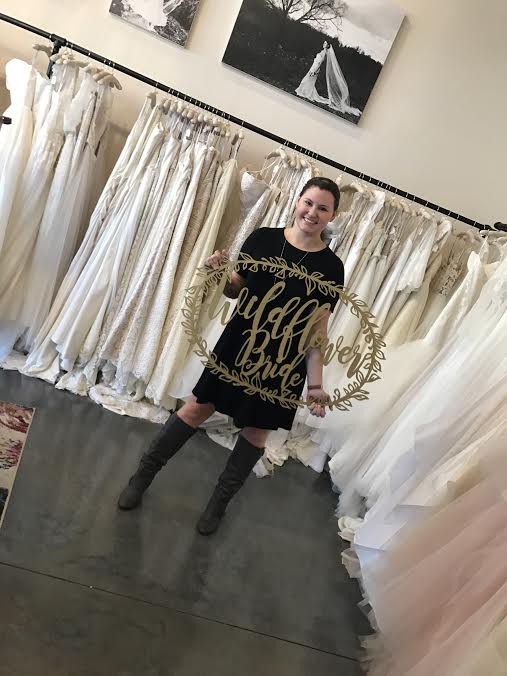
[176, 395, 215, 428]
[241, 426, 269, 448]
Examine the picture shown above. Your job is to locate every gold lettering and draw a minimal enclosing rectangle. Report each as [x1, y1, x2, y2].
[297, 304, 332, 355]
[279, 353, 306, 393]
[233, 281, 286, 365]
[277, 298, 321, 362]
[202, 267, 375, 398]
[269, 297, 301, 341]
[207, 271, 232, 324]
[235, 329, 271, 370]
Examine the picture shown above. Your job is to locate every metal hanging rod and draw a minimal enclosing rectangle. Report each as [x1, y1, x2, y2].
[0, 11, 485, 229]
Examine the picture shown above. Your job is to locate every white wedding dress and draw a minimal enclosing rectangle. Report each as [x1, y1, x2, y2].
[296, 46, 360, 116]
[0, 64, 75, 322]
[23, 99, 162, 381]
[19, 72, 112, 352]
[0, 60, 38, 255]
[99, 138, 208, 395]
[328, 247, 490, 516]
[295, 48, 329, 104]
[129, 0, 166, 26]
[146, 158, 239, 408]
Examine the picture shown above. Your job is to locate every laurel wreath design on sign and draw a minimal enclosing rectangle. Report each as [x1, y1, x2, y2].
[181, 254, 385, 412]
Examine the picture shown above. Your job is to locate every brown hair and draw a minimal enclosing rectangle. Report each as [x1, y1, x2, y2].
[299, 177, 340, 212]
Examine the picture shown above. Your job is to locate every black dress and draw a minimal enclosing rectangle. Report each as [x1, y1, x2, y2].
[193, 227, 345, 430]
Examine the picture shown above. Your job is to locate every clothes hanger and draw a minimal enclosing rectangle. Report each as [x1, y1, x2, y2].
[32, 43, 53, 56]
[50, 49, 88, 68]
[97, 72, 123, 90]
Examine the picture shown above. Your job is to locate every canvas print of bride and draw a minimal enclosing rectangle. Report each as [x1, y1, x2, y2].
[109, 0, 201, 47]
[223, 0, 404, 124]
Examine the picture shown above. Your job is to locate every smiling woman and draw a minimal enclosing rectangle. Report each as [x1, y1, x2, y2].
[118, 177, 345, 535]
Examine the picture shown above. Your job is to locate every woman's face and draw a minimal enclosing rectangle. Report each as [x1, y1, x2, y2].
[295, 187, 336, 237]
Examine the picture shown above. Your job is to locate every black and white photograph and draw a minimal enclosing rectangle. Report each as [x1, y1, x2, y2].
[223, 0, 405, 124]
[109, 0, 201, 47]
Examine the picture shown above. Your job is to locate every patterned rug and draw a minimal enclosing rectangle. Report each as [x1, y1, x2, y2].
[0, 401, 34, 528]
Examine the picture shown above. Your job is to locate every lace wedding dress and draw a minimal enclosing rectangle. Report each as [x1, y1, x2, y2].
[0, 64, 76, 323]
[23, 98, 162, 381]
[19, 71, 112, 352]
[99, 139, 208, 395]
[146, 158, 239, 407]
[328, 247, 491, 516]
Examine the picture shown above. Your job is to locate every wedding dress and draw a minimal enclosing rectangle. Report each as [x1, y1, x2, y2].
[129, 0, 166, 26]
[19, 73, 112, 352]
[22, 97, 158, 380]
[328, 248, 490, 516]
[344, 249, 505, 516]
[383, 252, 441, 346]
[100, 138, 208, 394]
[363, 442, 507, 676]
[457, 617, 507, 676]
[381, 217, 437, 334]
[70, 131, 183, 393]
[55, 124, 165, 369]
[326, 46, 361, 116]
[226, 170, 270, 259]
[147, 158, 239, 407]
[295, 47, 329, 104]
[73, 131, 184, 394]
[0, 64, 76, 321]
[279, 166, 313, 229]
[0, 60, 38, 254]
[86, 146, 226, 419]
[295, 46, 360, 116]
[413, 251, 463, 338]
[23, 103, 165, 381]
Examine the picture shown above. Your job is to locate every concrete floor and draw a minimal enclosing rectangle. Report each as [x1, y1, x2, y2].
[0, 369, 368, 676]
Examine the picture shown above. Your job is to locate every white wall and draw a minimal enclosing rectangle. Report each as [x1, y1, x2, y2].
[0, 0, 505, 224]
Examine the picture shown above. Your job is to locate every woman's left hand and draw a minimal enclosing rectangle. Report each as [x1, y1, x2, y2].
[307, 388, 331, 418]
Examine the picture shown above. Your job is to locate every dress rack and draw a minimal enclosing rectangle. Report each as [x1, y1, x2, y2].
[0, 11, 487, 229]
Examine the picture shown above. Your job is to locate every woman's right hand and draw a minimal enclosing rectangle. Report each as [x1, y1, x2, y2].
[205, 249, 229, 269]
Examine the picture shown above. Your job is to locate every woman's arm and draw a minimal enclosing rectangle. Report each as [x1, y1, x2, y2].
[223, 271, 246, 299]
[205, 249, 246, 299]
[305, 309, 331, 418]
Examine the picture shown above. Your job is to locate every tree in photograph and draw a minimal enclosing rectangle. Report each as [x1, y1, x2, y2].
[267, 0, 347, 28]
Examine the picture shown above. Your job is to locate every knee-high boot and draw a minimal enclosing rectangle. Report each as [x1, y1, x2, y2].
[196, 435, 264, 536]
[118, 412, 197, 510]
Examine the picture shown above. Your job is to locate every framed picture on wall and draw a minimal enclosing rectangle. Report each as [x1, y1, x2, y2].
[109, 0, 201, 47]
[223, 0, 405, 124]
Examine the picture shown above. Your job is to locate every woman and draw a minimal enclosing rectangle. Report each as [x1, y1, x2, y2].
[296, 43, 360, 117]
[295, 42, 330, 105]
[129, 0, 166, 28]
[118, 177, 345, 535]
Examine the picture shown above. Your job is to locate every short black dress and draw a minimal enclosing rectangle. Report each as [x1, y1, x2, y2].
[193, 227, 345, 430]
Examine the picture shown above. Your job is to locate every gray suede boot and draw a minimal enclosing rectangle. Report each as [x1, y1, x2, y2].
[118, 412, 196, 510]
[196, 435, 264, 536]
